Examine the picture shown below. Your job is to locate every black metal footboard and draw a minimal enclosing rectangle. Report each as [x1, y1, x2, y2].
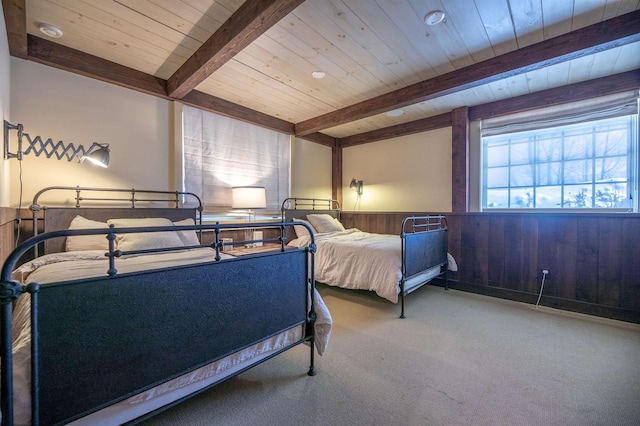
[1, 221, 317, 425]
[400, 215, 448, 318]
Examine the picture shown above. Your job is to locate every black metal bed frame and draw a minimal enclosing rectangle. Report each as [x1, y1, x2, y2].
[1, 187, 318, 425]
[282, 198, 448, 318]
[400, 215, 448, 318]
[281, 197, 340, 244]
[30, 186, 205, 256]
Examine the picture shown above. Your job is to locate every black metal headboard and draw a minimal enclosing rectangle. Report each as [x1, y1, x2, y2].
[281, 198, 340, 242]
[30, 186, 203, 255]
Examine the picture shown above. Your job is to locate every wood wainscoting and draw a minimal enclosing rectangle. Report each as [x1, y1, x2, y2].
[340, 212, 640, 324]
[0, 207, 17, 265]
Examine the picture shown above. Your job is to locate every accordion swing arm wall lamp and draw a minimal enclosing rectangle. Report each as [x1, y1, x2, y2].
[3, 120, 110, 167]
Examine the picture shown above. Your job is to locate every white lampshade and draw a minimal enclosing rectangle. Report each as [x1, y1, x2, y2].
[232, 186, 266, 209]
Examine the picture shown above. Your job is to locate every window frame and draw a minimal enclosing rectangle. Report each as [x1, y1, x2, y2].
[477, 93, 639, 213]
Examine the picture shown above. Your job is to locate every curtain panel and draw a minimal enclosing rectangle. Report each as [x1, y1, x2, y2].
[183, 105, 291, 214]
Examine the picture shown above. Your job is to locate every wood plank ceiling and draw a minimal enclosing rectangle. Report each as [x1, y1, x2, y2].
[3, 0, 640, 147]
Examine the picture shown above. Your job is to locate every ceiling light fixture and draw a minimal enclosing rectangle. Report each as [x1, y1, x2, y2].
[38, 23, 63, 38]
[311, 71, 326, 79]
[424, 10, 445, 26]
[387, 109, 404, 117]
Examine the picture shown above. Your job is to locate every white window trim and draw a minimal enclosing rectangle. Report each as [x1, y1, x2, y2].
[471, 92, 639, 213]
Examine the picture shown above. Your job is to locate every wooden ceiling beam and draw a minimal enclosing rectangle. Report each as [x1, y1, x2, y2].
[26, 35, 169, 98]
[294, 10, 640, 137]
[181, 92, 337, 143]
[2, 0, 27, 58]
[298, 132, 337, 147]
[167, 0, 305, 99]
[469, 69, 640, 121]
[338, 113, 452, 148]
[180, 90, 295, 135]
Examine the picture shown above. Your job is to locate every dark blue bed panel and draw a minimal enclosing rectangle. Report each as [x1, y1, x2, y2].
[403, 229, 448, 278]
[33, 251, 309, 425]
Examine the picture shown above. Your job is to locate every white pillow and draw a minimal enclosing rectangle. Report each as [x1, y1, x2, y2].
[107, 218, 184, 251]
[332, 217, 346, 232]
[292, 218, 314, 238]
[66, 215, 109, 252]
[173, 218, 200, 246]
[307, 214, 345, 233]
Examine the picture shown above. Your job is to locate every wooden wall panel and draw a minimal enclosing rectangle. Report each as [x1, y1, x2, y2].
[0, 208, 17, 265]
[576, 217, 599, 303]
[471, 216, 490, 286]
[598, 218, 623, 306]
[340, 211, 640, 323]
[555, 217, 578, 300]
[621, 217, 640, 311]
[521, 216, 539, 293]
[537, 216, 558, 296]
[460, 215, 478, 283]
[487, 216, 505, 288]
[503, 217, 523, 291]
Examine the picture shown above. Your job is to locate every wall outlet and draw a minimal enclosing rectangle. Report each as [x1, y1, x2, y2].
[542, 269, 549, 279]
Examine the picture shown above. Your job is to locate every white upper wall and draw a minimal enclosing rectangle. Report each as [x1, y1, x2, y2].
[342, 128, 452, 212]
[0, 3, 11, 206]
[8, 58, 172, 207]
[291, 137, 332, 200]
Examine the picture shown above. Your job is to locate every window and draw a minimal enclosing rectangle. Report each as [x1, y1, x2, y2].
[182, 105, 290, 215]
[481, 92, 638, 211]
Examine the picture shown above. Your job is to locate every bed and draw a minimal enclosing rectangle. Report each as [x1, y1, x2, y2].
[282, 198, 455, 318]
[1, 187, 331, 426]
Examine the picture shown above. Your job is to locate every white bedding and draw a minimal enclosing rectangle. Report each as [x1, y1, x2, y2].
[289, 228, 457, 303]
[5, 248, 332, 425]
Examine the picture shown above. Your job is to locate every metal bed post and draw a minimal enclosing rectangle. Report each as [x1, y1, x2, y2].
[306, 228, 317, 376]
[400, 229, 407, 319]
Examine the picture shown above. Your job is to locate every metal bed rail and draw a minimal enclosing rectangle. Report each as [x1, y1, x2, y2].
[281, 197, 340, 212]
[27, 186, 203, 256]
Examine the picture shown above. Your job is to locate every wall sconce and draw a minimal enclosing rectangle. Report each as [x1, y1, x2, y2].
[349, 178, 363, 195]
[4, 120, 110, 167]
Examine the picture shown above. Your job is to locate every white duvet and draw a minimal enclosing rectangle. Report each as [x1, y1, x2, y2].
[5, 248, 332, 425]
[289, 229, 457, 303]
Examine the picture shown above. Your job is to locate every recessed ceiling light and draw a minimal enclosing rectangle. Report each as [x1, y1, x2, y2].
[38, 23, 63, 38]
[311, 71, 326, 79]
[424, 10, 445, 26]
[387, 109, 404, 117]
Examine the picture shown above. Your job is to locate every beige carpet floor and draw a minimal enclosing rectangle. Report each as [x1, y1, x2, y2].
[141, 285, 640, 426]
